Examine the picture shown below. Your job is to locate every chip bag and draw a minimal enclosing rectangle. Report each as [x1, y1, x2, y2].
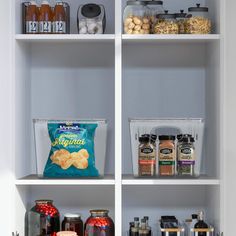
[43, 122, 99, 177]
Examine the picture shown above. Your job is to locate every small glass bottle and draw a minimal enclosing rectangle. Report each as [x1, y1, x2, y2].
[53, 0, 66, 34]
[131, 217, 139, 236]
[129, 222, 135, 236]
[143, 216, 151, 236]
[139, 219, 149, 236]
[39, 0, 53, 34]
[194, 211, 208, 236]
[25, 1, 39, 34]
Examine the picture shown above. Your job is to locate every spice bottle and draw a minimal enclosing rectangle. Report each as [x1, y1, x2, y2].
[194, 211, 208, 236]
[158, 135, 176, 176]
[53, 0, 66, 34]
[177, 136, 195, 176]
[39, 0, 53, 34]
[25, 1, 39, 34]
[138, 136, 156, 177]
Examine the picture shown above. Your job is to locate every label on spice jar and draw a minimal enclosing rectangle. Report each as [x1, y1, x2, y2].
[139, 146, 156, 176]
[159, 147, 175, 175]
[178, 147, 195, 165]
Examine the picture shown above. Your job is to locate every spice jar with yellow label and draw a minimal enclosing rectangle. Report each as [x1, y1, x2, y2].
[158, 135, 176, 176]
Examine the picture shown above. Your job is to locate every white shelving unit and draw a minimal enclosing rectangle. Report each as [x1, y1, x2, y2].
[6, 0, 225, 235]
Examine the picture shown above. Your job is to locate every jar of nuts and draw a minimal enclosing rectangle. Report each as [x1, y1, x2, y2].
[123, 0, 151, 34]
[186, 4, 211, 34]
[175, 10, 187, 34]
[154, 10, 179, 34]
[146, 0, 164, 33]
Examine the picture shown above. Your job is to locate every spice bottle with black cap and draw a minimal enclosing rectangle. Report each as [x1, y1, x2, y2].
[78, 4, 106, 34]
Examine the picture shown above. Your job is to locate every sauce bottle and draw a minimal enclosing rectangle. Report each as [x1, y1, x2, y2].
[39, 0, 53, 34]
[53, 0, 66, 34]
[194, 211, 208, 236]
[25, 1, 39, 34]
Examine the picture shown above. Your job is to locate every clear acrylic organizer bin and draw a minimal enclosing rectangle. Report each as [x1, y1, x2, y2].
[129, 118, 205, 177]
[33, 119, 107, 178]
[160, 227, 185, 236]
[190, 227, 214, 236]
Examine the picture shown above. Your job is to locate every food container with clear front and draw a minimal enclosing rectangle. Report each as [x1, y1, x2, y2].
[146, 0, 164, 33]
[33, 119, 108, 178]
[154, 10, 179, 34]
[123, 0, 150, 34]
[175, 10, 187, 34]
[77, 4, 106, 34]
[186, 4, 211, 34]
[129, 118, 205, 178]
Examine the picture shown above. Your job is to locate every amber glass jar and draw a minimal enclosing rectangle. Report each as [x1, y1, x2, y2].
[62, 213, 83, 236]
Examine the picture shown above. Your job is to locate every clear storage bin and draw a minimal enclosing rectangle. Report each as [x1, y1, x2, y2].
[33, 119, 107, 178]
[160, 227, 185, 236]
[129, 118, 205, 177]
[190, 227, 214, 236]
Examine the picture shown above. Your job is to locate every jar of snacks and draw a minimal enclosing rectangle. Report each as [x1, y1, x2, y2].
[186, 4, 211, 34]
[146, 0, 164, 33]
[158, 135, 176, 176]
[175, 10, 187, 34]
[154, 10, 179, 34]
[123, 0, 151, 34]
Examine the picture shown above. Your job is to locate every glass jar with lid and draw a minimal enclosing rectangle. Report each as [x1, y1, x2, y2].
[153, 10, 179, 34]
[62, 213, 83, 236]
[185, 4, 211, 34]
[175, 10, 187, 34]
[123, 0, 150, 34]
[146, 0, 164, 33]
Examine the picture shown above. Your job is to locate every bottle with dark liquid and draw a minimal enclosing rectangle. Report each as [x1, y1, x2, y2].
[143, 216, 151, 236]
[129, 222, 135, 236]
[194, 211, 208, 236]
[139, 219, 149, 236]
[130, 217, 139, 236]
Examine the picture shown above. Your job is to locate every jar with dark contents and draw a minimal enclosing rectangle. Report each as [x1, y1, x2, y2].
[27, 199, 60, 236]
[62, 213, 83, 236]
[84, 210, 114, 236]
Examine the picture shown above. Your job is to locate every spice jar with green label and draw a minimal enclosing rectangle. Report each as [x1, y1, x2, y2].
[158, 135, 176, 176]
[138, 136, 156, 177]
[177, 136, 195, 176]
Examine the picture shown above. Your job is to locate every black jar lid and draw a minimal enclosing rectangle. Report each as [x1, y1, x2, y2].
[192, 214, 198, 219]
[150, 134, 157, 141]
[157, 10, 176, 19]
[127, 0, 146, 6]
[139, 136, 149, 143]
[188, 4, 208, 12]
[81, 4, 101, 18]
[177, 134, 192, 140]
[141, 134, 150, 138]
[159, 135, 175, 141]
[146, 0, 163, 5]
[134, 217, 140, 221]
[175, 10, 187, 18]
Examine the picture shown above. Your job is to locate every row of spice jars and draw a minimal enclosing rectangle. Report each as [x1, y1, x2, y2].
[26, 199, 114, 236]
[123, 0, 211, 34]
[138, 134, 196, 177]
[23, 0, 70, 34]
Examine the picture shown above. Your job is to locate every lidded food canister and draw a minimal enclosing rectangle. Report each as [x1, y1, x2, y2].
[186, 4, 211, 34]
[146, 0, 164, 33]
[154, 10, 179, 34]
[123, 0, 151, 34]
[77, 4, 106, 34]
[27, 199, 60, 235]
[84, 209, 114, 236]
[175, 10, 187, 34]
[62, 213, 83, 236]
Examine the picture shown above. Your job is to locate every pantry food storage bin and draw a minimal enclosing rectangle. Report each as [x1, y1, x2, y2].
[160, 227, 185, 236]
[33, 119, 107, 178]
[129, 118, 205, 177]
[190, 226, 214, 236]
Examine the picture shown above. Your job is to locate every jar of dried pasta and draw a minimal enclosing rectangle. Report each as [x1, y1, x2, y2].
[186, 4, 211, 34]
[175, 10, 187, 34]
[158, 135, 176, 176]
[154, 10, 179, 34]
[123, 0, 151, 34]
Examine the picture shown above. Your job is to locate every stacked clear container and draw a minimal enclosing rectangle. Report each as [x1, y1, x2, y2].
[153, 10, 179, 34]
[185, 4, 211, 34]
[146, 0, 164, 33]
[123, 0, 151, 34]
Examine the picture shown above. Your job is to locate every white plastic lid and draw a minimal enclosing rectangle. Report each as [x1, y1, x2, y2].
[42, 0, 50, 5]
[57, 232, 77, 236]
[64, 213, 81, 218]
[30, 0, 37, 5]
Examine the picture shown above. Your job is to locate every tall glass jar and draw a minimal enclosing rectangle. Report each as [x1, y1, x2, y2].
[84, 210, 114, 236]
[146, 0, 164, 33]
[123, 0, 150, 34]
[153, 10, 179, 34]
[186, 4, 211, 34]
[62, 213, 83, 236]
[27, 200, 60, 236]
[175, 10, 187, 34]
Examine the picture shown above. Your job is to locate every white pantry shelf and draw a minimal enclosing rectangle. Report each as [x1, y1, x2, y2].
[122, 175, 220, 185]
[122, 34, 220, 43]
[15, 174, 115, 186]
[15, 34, 115, 43]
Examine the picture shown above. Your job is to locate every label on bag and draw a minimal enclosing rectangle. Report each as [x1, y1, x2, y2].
[39, 21, 52, 33]
[26, 21, 38, 33]
[53, 21, 66, 33]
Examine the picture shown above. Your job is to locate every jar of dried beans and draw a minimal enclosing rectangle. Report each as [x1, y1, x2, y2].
[158, 135, 176, 176]
[186, 4, 211, 34]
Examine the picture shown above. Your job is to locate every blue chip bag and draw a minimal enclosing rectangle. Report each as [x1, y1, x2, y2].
[43, 122, 99, 178]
